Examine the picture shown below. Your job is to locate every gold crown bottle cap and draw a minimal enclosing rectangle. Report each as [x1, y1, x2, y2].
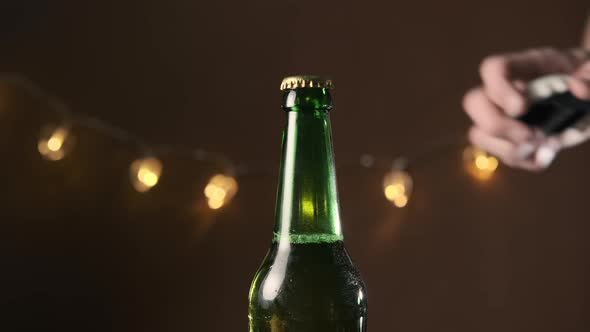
[280, 75, 333, 91]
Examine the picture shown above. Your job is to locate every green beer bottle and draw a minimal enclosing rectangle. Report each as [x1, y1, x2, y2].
[248, 76, 368, 332]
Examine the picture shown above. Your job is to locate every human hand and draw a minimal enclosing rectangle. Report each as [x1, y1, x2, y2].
[463, 48, 590, 171]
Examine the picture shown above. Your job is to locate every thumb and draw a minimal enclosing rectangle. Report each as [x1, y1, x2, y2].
[569, 61, 590, 100]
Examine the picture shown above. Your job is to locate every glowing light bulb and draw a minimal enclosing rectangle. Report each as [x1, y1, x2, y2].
[37, 125, 73, 161]
[487, 156, 499, 171]
[463, 146, 499, 181]
[393, 195, 408, 208]
[47, 137, 63, 152]
[474, 155, 489, 170]
[383, 169, 413, 208]
[204, 174, 238, 210]
[130, 157, 163, 192]
[207, 197, 224, 210]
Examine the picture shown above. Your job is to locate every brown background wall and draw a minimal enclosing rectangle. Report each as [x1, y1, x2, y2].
[1, 0, 590, 331]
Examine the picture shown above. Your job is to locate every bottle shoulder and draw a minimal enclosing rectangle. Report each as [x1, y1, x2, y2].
[248, 241, 367, 320]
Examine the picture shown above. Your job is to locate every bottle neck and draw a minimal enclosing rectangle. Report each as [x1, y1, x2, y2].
[274, 88, 343, 244]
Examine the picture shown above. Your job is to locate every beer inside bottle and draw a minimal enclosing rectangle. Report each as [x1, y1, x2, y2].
[248, 76, 368, 332]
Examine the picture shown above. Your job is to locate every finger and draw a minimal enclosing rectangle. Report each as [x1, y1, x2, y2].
[480, 55, 527, 116]
[463, 87, 534, 142]
[566, 48, 590, 67]
[469, 126, 542, 171]
[504, 48, 583, 78]
[559, 111, 590, 147]
[559, 128, 588, 147]
[569, 61, 590, 100]
[535, 137, 561, 169]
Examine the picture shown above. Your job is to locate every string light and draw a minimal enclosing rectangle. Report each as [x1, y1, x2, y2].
[463, 146, 499, 181]
[383, 168, 413, 208]
[5, 76, 512, 215]
[204, 174, 238, 210]
[37, 124, 74, 161]
[129, 157, 163, 192]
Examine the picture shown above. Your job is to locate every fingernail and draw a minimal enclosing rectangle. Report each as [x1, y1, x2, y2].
[516, 143, 535, 159]
[535, 146, 557, 168]
[561, 128, 586, 147]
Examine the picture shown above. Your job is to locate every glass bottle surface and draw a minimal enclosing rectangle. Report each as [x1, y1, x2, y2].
[248, 77, 368, 332]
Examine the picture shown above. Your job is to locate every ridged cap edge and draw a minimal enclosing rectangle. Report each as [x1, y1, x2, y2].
[280, 75, 333, 91]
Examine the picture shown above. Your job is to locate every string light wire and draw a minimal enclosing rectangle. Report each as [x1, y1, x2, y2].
[362, 136, 499, 208]
[1, 74, 499, 210]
